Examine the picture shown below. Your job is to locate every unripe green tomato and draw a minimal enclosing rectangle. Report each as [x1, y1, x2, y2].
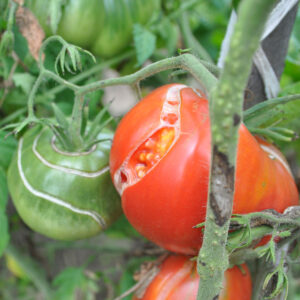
[8, 126, 121, 241]
[28, 0, 161, 58]
[57, 0, 105, 48]
[91, 0, 133, 57]
[27, 0, 52, 36]
[91, 0, 161, 58]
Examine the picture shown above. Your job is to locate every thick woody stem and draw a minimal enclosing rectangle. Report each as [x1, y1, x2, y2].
[196, 1, 278, 299]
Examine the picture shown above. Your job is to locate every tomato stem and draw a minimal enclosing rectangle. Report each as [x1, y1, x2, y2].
[179, 11, 213, 63]
[78, 54, 217, 97]
[196, 1, 278, 299]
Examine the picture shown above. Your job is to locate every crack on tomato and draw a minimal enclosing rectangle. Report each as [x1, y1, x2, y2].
[114, 84, 186, 195]
[114, 127, 177, 194]
[259, 143, 292, 176]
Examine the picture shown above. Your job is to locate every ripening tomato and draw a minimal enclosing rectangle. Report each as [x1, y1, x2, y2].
[110, 84, 299, 255]
[132, 255, 252, 300]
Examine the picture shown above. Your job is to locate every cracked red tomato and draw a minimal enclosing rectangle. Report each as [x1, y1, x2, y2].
[110, 84, 299, 255]
[132, 255, 252, 300]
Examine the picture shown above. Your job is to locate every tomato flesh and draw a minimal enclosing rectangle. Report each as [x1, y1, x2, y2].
[115, 127, 176, 192]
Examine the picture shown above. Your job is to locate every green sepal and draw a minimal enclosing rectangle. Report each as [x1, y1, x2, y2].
[52, 102, 70, 132]
[243, 94, 300, 129]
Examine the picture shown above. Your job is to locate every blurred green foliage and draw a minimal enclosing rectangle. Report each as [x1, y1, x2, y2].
[0, 0, 300, 299]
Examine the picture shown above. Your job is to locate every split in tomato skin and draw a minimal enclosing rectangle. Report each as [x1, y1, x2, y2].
[110, 84, 299, 255]
[132, 255, 252, 300]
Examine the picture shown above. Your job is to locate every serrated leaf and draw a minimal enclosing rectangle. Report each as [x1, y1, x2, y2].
[53, 267, 98, 300]
[133, 24, 156, 66]
[12, 73, 35, 95]
[53, 268, 85, 300]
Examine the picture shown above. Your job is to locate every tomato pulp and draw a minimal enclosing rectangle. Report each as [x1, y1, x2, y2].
[110, 84, 299, 254]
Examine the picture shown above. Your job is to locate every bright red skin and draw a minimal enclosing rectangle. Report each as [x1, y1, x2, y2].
[132, 255, 252, 300]
[110, 84, 299, 255]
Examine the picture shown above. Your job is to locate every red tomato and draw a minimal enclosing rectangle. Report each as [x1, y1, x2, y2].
[132, 255, 252, 300]
[110, 84, 299, 255]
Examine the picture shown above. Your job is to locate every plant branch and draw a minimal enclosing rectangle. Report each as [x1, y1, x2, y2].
[77, 54, 217, 97]
[45, 50, 134, 96]
[179, 11, 213, 63]
[196, 1, 277, 299]
[70, 93, 85, 149]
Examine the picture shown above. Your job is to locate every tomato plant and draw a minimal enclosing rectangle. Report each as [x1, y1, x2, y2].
[8, 125, 122, 241]
[110, 84, 299, 254]
[28, 0, 161, 57]
[132, 255, 252, 300]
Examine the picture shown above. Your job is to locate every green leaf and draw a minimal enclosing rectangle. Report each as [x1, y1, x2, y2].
[12, 25, 29, 62]
[156, 19, 179, 56]
[105, 215, 140, 239]
[133, 24, 156, 66]
[12, 73, 36, 95]
[0, 167, 9, 257]
[0, 213, 9, 258]
[0, 131, 17, 171]
[0, 30, 14, 56]
[53, 266, 98, 300]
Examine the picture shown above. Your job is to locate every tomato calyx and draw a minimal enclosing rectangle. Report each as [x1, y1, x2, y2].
[113, 84, 186, 195]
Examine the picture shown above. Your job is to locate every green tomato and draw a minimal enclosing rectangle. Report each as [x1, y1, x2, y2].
[28, 0, 161, 58]
[91, 0, 133, 57]
[92, 0, 161, 57]
[57, 0, 105, 48]
[8, 125, 121, 241]
[27, 0, 52, 36]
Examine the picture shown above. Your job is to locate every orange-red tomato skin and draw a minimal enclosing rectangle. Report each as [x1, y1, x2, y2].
[110, 84, 299, 255]
[132, 255, 252, 300]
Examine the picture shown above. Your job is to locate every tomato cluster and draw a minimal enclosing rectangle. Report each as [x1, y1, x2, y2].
[110, 84, 299, 255]
[28, 0, 161, 57]
[132, 255, 252, 300]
